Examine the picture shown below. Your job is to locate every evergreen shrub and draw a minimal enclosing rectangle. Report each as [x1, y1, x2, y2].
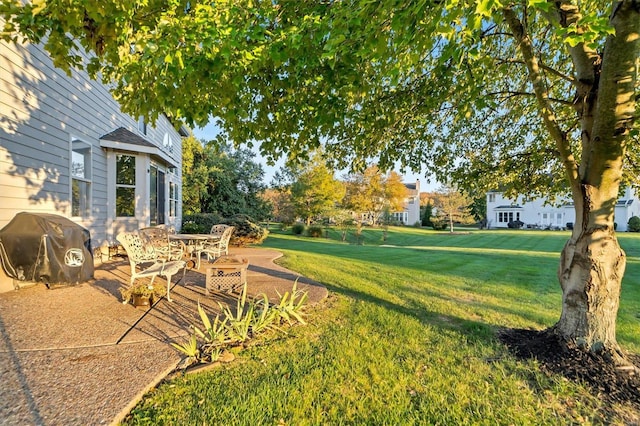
[308, 226, 323, 237]
[222, 215, 269, 246]
[292, 223, 305, 235]
[628, 216, 640, 232]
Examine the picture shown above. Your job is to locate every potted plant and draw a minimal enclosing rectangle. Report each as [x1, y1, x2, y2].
[120, 282, 166, 307]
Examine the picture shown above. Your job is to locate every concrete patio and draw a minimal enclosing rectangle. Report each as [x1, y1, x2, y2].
[0, 247, 327, 425]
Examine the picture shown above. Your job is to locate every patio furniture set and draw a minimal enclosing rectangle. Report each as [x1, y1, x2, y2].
[116, 225, 245, 304]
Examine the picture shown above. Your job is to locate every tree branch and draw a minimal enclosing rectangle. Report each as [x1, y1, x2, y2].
[502, 5, 580, 192]
[485, 90, 575, 106]
[495, 58, 575, 84]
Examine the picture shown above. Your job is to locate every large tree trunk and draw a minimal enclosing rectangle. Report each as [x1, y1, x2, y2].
[505, 1, 639, 361]
[553, 2, 638, 362]
[556, 185, 626, 362]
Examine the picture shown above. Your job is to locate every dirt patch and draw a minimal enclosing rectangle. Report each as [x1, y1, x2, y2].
[498, 328, 640, 418]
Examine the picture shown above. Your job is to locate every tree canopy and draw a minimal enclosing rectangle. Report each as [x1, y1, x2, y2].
[182, 138, 271, 220]
[432, 184, 474, 233]
[1, 1, 635, 196]
[343, 166, 409, 226]
[3, 1, 640, 359]
[289, 153, 345, 225]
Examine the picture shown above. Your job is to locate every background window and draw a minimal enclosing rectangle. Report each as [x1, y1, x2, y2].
[71, 139, 91, 217]
[169, 182, 178, 217]
[138, 117, 147, 135]
[116, 154, 136, 217]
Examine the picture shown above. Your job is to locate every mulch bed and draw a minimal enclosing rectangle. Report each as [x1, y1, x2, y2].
[498, 328, 640, 417]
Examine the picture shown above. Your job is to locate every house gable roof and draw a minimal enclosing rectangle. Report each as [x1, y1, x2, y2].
[99, 127, 178, 168]
[494, 205, 524, 210]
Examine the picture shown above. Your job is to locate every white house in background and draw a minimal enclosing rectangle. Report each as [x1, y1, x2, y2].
[390, 180, 421, 225]
[486, 188, 640, 231]
[1, 38, 187, 250]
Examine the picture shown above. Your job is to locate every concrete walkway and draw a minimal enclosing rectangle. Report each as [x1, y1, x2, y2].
[0, 247, 327, 425]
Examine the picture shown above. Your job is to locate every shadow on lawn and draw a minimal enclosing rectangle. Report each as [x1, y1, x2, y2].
[264, 232, 640, 419]
[264, 235, 565, 341]
[265, 234, 563, 289]
[323, 278, 499, 345]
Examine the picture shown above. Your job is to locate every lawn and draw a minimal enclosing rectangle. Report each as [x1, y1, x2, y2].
[124, 227, 640, 425]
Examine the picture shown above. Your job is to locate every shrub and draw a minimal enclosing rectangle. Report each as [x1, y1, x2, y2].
[180, 221, 202, 234]
[307, 226, 323, 238]
[628, 216, 640, 232]
[292, 223, 305, 235]
[507, 220, 524, 229]
[222, 215, 269, 246]
[431, 217, 448, 231]
[181, 213, 224, 233]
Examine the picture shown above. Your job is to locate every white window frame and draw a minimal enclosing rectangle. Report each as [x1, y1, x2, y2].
[70, 137, 92, 218]
[115, 154, 136, 217]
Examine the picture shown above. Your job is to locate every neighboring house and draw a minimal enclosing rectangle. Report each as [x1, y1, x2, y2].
[486, 188, 640, 231]
[1, 39, 187, 252]
[389, 180, 421, 225]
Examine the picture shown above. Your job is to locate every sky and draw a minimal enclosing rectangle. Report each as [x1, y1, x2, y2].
[192, 123, 438, 192]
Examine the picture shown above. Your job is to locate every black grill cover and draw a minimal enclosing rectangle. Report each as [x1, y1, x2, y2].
[0, 212, 93, 286]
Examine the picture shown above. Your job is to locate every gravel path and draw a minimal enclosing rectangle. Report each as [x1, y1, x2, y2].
[0, 248, 326, 425]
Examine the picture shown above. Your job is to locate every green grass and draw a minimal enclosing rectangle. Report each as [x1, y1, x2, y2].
[123, 227, 640, 425]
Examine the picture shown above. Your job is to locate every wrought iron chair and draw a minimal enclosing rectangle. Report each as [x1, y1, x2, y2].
[139, 226, 184, 262]
[201, 226, 235, 262]
[210, 224, 230, 238]
[116, 232, 186, 302]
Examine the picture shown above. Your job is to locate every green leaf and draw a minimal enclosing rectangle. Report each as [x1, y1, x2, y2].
[527, 0, 553, 13]
[31, 0, 47, 16]
[475, 0, 501, 18]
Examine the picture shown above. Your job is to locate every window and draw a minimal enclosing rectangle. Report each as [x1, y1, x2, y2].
[169, 182, 178, 217]
[138, 116, 147, 135]
[71, 139, 91, 217]
[116, 154, 136, 217]
[488, 193, 496, 203]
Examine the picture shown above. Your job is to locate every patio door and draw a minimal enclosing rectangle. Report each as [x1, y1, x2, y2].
[150, 166, 166, 226]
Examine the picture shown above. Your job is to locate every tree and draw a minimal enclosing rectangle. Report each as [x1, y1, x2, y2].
[261, 187, 295, 225]
[343, 166, 409, 226]
[181, 135, 209, 215]
[289, 154, 345, 225]
[422, 202, 434, 228]
[469, 195, 487, 224]
[433, 185, 474, 233]
[3, 1, 639, 362]
[184, 140, 271, 220]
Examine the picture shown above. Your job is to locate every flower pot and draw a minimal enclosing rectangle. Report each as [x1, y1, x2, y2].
[132, 294, 152, 308]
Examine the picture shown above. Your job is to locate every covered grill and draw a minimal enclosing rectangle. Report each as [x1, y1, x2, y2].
[0, 212, 93, 287]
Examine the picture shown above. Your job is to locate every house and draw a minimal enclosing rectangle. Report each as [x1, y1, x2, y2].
[1, 38, 187, 266]
[389, 180, 421, 225]
[486, 188, 640, 231]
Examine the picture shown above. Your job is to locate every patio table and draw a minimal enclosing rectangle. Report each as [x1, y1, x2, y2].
[169, 234, 219, 269]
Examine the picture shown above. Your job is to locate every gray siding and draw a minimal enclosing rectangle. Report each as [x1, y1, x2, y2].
[1, 38, 183, 247]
